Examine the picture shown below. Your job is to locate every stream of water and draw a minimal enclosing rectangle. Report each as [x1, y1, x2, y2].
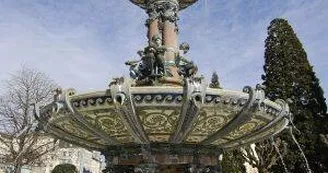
[289, 127, 312, 173]
[271, 137, 289, 173]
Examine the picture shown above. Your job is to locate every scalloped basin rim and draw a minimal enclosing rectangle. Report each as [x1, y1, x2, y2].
[69, 87, 249, 99]
[68, 87, 280, 109]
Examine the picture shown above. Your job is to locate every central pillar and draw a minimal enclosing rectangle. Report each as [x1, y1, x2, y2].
[145, 0, 182, 85]
[146, 3, 160, 45]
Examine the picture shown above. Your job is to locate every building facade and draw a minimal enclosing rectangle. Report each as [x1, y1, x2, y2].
[0, 135, 103, 173]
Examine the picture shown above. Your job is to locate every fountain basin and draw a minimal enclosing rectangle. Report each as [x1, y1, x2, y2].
[38, 83, 289, 152]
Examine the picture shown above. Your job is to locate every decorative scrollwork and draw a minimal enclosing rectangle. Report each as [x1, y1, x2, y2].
[72, 96, 113, 108]
[223, 98, 231, 104]
[95, 112, 130, 137]
[164, 95, 174, 102]
[144, 95, 153, 102]
[175, 95, 183, 103]
[96, 98, 104, 104]
[138, 109, 180, 134]
[186, 108, 236, 143]
[134, 94, 183, 105]
[154, 95, 163, 102]
[134, 95, 143, 102]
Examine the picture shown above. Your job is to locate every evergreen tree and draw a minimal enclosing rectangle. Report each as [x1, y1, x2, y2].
[209, 72, 221, 89]
[220, 149, 246, 173]
[260, 18, 327, 172]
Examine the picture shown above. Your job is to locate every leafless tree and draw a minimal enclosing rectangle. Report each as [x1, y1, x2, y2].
[0, 66, 58, 173]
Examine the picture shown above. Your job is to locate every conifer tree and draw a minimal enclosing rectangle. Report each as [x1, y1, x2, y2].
[260, 18, 327, 172]
[209, 72, 221, 89]
[220, 149, 246, 173]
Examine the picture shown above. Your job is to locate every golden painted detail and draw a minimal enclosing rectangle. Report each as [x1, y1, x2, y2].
[248, 119, 287, 143]
[138, 108, 180, 137]
[224, 118, 266, 140]
[185, 107, 237, 143]
[79, 110, 134, 143]
[55, 119, 96, 142]
[223, 119, 287, 148]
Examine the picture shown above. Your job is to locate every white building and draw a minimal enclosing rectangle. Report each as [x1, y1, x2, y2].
[0, 134, 104, 173]
[32, 142, 104, 173]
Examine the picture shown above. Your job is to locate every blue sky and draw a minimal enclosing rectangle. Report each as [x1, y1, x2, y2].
[0, 0, 327, 102]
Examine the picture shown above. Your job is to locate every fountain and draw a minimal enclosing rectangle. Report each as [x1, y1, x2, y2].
[34, 0, 290, 172]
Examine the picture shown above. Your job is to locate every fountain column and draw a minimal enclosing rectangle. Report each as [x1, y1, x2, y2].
[145, 0, 181, 84]
[161, 1, 181, 84]
[146, 3, 160, 45]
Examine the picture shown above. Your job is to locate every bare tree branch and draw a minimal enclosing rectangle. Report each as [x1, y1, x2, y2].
[0, 66, 58, 173]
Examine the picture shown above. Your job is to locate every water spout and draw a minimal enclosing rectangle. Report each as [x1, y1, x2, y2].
[289, 127, 312, 173]
[287, 113, 311, 173]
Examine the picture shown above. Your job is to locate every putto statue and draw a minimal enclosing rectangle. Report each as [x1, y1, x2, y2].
[125, 0, 201, 86]
[126, 34, 168, 85]
[126, 38, 198, 85]
[147, 34, 166, 76]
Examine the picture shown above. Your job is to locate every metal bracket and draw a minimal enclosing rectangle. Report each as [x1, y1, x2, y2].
[170, 77, 207, 143]
[110, 77, 149, 144]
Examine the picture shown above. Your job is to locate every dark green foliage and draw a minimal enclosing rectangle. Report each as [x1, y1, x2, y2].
[220, 149, 246, 173]
[260, 18, 328, 173]
[51, 164, 77, 173]
[209, 72, 221, 89]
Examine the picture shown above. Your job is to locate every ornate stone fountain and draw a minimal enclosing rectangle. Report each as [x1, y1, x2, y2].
[35, 0, 290, 172]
